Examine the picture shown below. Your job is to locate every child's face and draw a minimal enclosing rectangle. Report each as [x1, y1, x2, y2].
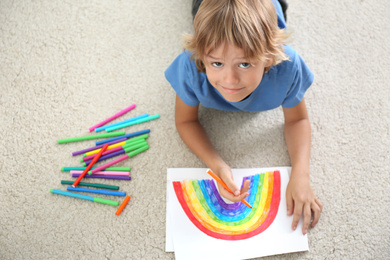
[203, 42, 269, 102]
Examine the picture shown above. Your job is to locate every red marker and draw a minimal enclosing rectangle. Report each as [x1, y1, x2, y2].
[72, 143, 109, 187]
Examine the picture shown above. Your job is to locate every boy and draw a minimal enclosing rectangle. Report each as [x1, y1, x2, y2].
[165, 0, 322, 234]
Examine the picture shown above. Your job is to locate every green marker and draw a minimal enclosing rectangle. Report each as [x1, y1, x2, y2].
[50, 189, 119, 206]
[81, 141, 148, 167]
[60, 180, 120, 190]
[93, 197, 119, 206]
[128, 144, 149, 157]
[122, 140, 147, 151]
[127, 134, 149, 142]
[82, 135, 148, 157]
[58, 131, 126, 144]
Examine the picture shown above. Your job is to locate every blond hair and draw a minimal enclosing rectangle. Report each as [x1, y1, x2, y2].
[183, 0, 289, 72]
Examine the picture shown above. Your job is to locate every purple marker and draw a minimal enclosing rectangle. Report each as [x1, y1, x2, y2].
[72, 138, 127, 156]
[72, 174, 131, 180]
[84, 150, 125, 165]
[82, 146, 123, 162]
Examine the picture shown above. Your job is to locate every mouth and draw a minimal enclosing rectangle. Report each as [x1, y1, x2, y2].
[221, 86, 244, 94]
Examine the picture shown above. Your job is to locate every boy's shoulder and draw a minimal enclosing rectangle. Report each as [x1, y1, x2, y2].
[269, 45, 307, 80]
[169, 50, 199, 77]
[279, 45, 299, 69]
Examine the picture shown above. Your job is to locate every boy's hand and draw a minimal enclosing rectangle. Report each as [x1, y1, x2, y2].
[286, 172, 323, 235]
[216, 167, 250, 203]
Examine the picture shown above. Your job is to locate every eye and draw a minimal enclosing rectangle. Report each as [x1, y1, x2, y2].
[212, 62, 223, 68]
[239, 63, 251, 68]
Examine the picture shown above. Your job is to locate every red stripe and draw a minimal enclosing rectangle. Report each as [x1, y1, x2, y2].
[172, 171, 281, 240]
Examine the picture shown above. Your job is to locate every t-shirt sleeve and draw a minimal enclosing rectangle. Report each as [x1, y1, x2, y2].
[271, 0, 286, 29]
[282, 51, 314, 108]
[164, 52, 200, 107]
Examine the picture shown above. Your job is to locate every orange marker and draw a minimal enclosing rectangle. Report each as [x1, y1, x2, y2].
[72, 143, 109, 187]
[116, 195, 131, 215]
[206, 169, 252, 209]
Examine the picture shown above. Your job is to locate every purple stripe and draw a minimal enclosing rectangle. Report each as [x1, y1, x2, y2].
[72, 174, 131, 180]
[72, 138, 127, 156]
[208, 180, 241, 210]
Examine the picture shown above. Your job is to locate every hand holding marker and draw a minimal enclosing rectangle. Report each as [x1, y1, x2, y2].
[54, 104, 159, 215]
[207, 169, 252, 209]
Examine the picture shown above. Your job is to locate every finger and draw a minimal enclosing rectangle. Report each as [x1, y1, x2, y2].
[225, 191, 248, 203]
[240, 179, 251, 194]
[219, 187, 237, 202]
[311, 200, 322, 228]
[220, 175, 240, 196]
[217, 183, 239, 202]
[236, 190, 249, 201]
[302, 203, 311, 234]
[292, 202, 303, 231]
[286, 192, 294, 216]
[218, 183, 249, 203]
[316, 198, 323, 212]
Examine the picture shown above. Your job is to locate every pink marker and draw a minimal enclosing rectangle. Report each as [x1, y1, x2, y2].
[89, 104, 136, 132]
[88, 154, 130, 175]
[70, 170, 129, 176]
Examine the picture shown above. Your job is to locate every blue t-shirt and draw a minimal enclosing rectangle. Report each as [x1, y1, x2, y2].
[165, 0, 313, 112]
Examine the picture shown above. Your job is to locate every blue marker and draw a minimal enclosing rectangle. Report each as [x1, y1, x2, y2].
[95, 114, 149, 132]
[95, 129, 150, 145]
[50, 189, 119, 206]
[67, 187, 126, 197]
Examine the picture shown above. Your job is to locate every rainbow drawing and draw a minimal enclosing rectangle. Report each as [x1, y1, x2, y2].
[173, 171, 281, 240]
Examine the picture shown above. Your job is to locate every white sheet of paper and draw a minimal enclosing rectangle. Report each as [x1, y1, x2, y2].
[166, 167, 308, 260]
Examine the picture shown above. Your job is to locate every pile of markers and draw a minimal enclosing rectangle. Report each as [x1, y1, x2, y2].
[51, 104, 159, 215]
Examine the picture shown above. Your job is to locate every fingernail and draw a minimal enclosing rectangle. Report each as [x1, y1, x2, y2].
[234, 191, 240, 196]
[292, 225, 296, 230]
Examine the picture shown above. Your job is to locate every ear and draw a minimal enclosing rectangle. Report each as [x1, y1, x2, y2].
[265, 58, 273, 68]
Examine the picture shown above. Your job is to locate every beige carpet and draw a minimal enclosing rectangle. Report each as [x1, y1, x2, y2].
[1, 0, 389, 259]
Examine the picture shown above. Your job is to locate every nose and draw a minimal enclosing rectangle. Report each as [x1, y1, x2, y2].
[222, 67, 239, 86]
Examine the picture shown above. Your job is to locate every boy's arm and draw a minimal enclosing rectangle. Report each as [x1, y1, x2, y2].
[175, 95, 250, 202]
[282, 98, 323, 234]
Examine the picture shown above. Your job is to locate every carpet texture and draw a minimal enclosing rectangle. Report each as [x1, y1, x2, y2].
[0, 0, 389, 259]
